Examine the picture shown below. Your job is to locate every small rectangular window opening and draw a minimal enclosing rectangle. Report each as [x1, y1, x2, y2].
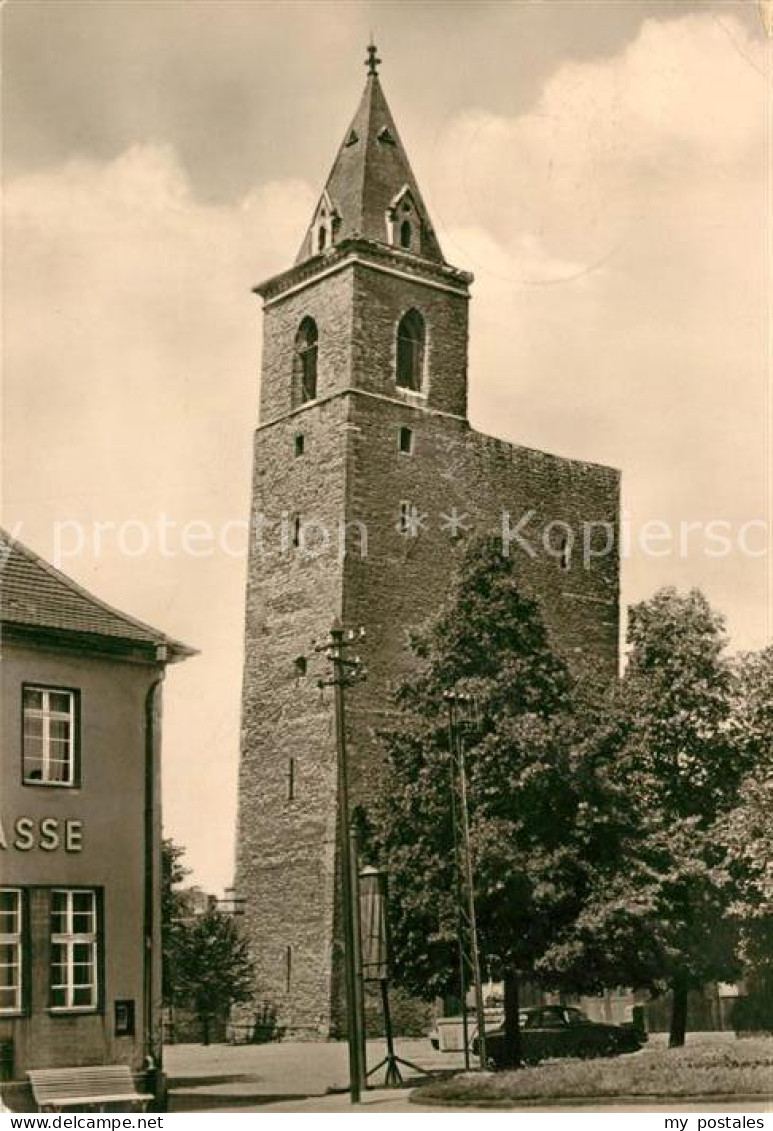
[292, 515, 302, 548]
[287, 758, 295, 801]
[294, 656, 307, 678]
[398, 426, 413, 455]
[285, 945, 292, 993]
[399, 501, 412, 535]
[294, 434, 305, 458]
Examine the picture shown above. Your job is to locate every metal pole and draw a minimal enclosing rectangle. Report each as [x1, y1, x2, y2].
[457, 733, 487, 1071]
[447, 699, 470, 1070]
[350, 824, 368, 1090]
[331, 621, 363, 1103]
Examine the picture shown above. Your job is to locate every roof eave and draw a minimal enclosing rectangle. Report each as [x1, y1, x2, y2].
[0, 620, 198, 665]
[254, 237, 473, 303]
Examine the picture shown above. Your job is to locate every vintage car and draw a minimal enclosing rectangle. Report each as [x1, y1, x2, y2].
[472, 1005, 645, 1067]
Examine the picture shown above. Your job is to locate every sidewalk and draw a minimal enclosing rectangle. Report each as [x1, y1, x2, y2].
[164, 1038, 463, 1111]
[254, 1096, 773, 1114]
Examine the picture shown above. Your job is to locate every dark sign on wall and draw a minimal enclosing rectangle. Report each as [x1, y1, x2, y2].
[114, 1000, 135, 1037]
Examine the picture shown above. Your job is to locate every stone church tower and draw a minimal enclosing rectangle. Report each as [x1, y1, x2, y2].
[235, 50, 620, 1037]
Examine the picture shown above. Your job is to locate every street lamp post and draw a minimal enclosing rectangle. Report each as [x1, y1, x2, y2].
[316, 619, 367, 1103]
[359, 864, 426, 1087]
[445, 690, 487, 1072]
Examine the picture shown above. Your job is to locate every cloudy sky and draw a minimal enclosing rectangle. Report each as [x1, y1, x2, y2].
[3, 0, 769, 892]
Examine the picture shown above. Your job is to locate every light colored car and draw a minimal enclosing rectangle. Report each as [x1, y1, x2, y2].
[429, 1007, 512, 1053]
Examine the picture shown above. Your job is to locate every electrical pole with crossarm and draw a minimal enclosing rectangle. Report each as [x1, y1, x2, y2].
[315, 620, 367, 1102]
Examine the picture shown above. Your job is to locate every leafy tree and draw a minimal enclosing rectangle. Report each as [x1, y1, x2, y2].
[368, 537, 620, 1068]
[616, 588, 738, 820]
[571, 589, 749, 1047]
[369, 558, 761, 1057]
[162, 838, 190, 925]
[726, 646, 773, 770]
[161, 839, 255, 1043]
[717, 647, 773, 1021]
[720, 774, 773, 974]
[171, 910, 255, 1045]
[161, 837, 191, 1006]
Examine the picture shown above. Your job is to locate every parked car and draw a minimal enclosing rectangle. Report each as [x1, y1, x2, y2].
[473, 1005, 644, 1068]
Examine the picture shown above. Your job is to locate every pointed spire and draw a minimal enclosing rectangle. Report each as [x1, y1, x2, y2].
[295, 48, 445, 265]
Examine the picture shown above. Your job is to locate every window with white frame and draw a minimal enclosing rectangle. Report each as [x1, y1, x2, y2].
[50, 890, 99, 1011]
[23, 686, 77, 786]
[0, 890, 23, 1014]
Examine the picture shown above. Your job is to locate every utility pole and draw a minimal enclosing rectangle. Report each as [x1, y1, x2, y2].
[445, 690, 487, 1071]
[316, 619, 367, 1102]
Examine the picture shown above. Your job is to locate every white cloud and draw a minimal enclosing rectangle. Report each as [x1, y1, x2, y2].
[431, 13, 763, 268]
[426, 12, 767, 650]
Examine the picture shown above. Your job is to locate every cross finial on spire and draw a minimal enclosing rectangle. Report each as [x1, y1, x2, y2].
[365, 42, 381, 77]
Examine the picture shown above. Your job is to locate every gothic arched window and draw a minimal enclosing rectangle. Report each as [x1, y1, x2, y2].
[400, 220, 412, 249]
[294, 317, 318, 405]
[396, 309, 425, 392]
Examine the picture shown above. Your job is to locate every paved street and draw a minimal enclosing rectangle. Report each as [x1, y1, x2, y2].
[165, 1037, 464, 1110]
[164, 1036, 772, 1114]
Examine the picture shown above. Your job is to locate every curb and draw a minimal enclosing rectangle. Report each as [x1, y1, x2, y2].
[410, 1091, 773, 1110]
[169, 1091, 314, 1113]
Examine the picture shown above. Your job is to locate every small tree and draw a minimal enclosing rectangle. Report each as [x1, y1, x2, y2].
[161, 837, 190, 1007]
[172, 910, 255, 1045]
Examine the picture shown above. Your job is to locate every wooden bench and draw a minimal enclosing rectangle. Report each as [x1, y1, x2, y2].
[28, 1066, 153, 1113]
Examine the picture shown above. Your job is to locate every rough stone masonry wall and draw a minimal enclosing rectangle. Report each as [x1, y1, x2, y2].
[234, 394, 352, 1037]
[341, 389, 620, 808]
[258, 268, 356, 423]
[350, 260, 469, 419]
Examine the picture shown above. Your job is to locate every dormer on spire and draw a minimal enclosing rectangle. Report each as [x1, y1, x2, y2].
[309, 189, 341, 255]
[295, 47, 445, 264]
[387, 185, 421, 254]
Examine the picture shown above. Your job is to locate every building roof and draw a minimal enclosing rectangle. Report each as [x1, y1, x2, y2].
[295, 56, 445, 265]
[0, 528, 195, 662]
